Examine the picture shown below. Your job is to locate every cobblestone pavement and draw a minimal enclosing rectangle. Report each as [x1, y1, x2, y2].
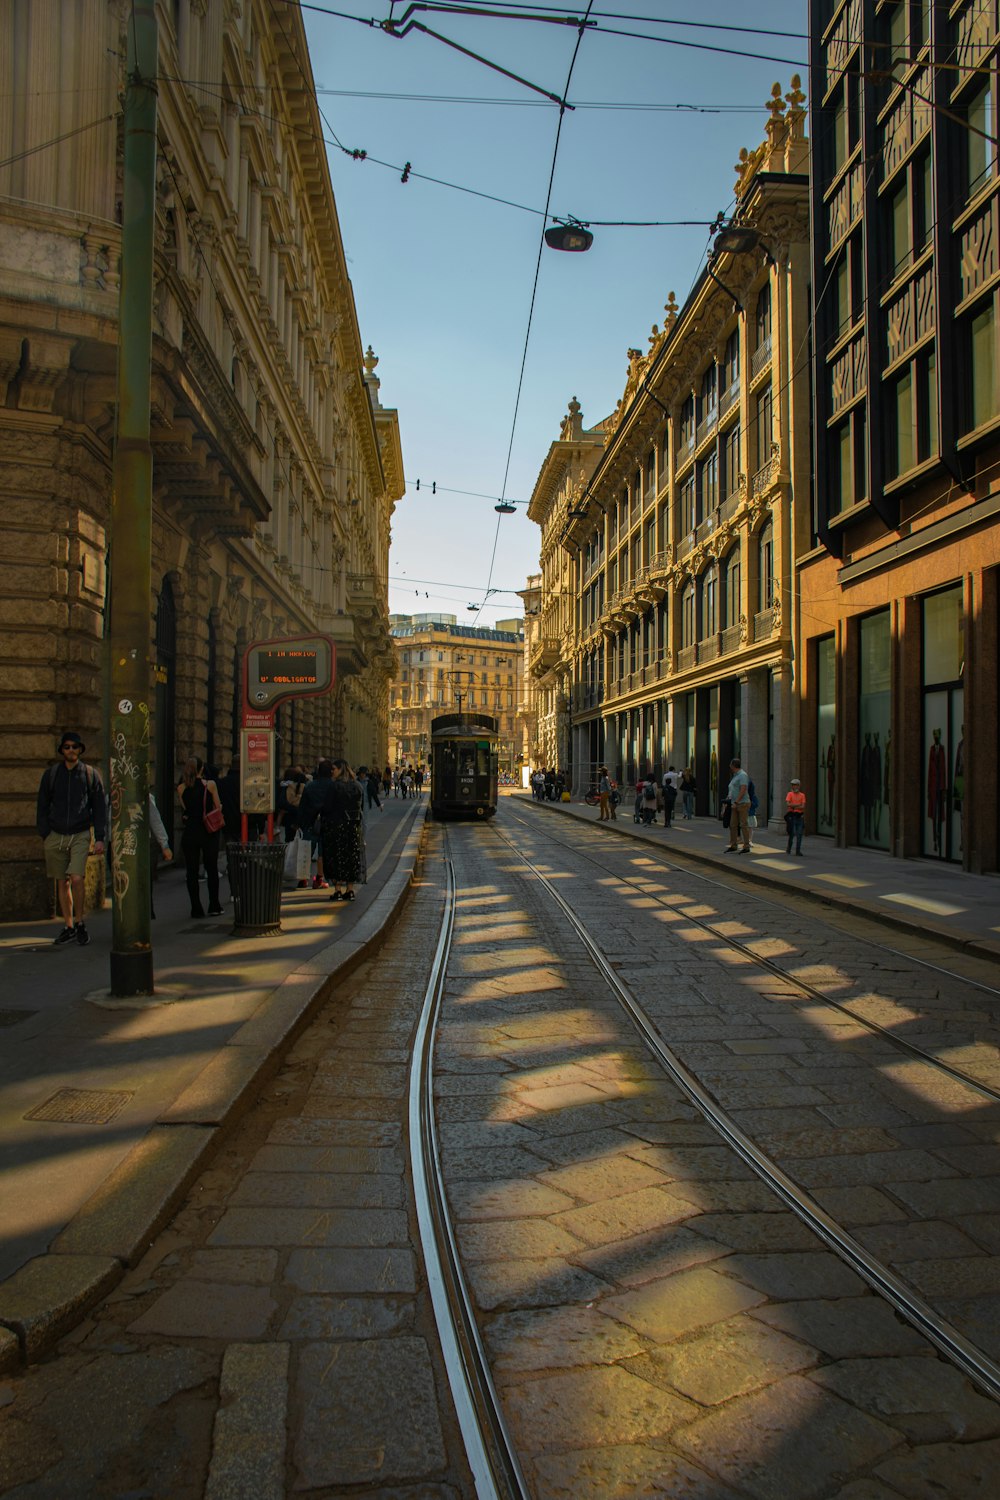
[439, 813, 1000, 1497]
[0, 858, 467, 1500]
[2, 811, 1000, 1498]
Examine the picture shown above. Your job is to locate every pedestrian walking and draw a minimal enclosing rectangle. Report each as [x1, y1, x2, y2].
[661, 766, 679, 828]
[680, 767, 697, 819]
[723, 757, 752, 854]
[382, 764, 392, 799]
[36, 731, 107, 946]
[366, 766, 382, 810]
[598, 765, 613, 821]
[176, 757, 224, 917]
[322, 759, 366, 902]
[785, 776, 806, 856]
[148, 791, 172, 918]
[641, 778, 658, 825]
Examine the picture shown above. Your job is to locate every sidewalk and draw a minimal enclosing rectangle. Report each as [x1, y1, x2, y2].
[510, 790, 1000, 962]
[0, 795, 426, 1371]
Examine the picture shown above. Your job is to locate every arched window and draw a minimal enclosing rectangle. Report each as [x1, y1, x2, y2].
[681, 582, 696, 648]
[758, 522, 774, 611]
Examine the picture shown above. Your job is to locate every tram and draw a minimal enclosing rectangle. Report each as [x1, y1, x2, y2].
[429, 713, 499, 819]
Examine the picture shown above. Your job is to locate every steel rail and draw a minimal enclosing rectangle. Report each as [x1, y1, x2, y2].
[519, 801, 1000, 1002]
[490, 822, 1000, 1404]
[407, 846, 532, 1500]
[504, 804, 1000, 1104]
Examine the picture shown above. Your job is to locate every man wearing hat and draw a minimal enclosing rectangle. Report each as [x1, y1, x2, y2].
[36, 732, 107, 945]
[785, 776, 806, 857]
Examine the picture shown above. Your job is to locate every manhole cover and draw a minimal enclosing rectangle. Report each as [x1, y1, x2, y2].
[0, 1010, 36, 1028]
[25, 1088, 134, 1124]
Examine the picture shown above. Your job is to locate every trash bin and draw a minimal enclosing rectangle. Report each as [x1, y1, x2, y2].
[226, 841, 286, 936]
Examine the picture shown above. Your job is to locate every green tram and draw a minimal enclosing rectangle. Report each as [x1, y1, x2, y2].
[429, 713, 499, 819]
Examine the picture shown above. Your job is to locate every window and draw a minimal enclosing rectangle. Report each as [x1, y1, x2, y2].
[722, 424, 741, 499]
[833, 87, 848, 174]
[724, 329, 740, 392]
[700, 451, 719, 516]
[888, 2, 907, 73]
[700, 363, 718, 422]
[833, 419, 853, 511]
[679, 394, 695, 449]
[702, 568, 718, 637]
[754, 385, 773, 471]
[969, 301, 997, 429]
[680, 474, 696, 534]
[919, 350, 938, 460]
[892, 368, 914, 476]
[915, 151, 932, 253]
[724, 548, 741, 628]
[968, 82, 995, 197]
[755, 283, 771, 349]
[835, 254, 850, 338]
[681, 583, 695, 648]
[889, 180, 910, 276]
[758, 523, 774, 610]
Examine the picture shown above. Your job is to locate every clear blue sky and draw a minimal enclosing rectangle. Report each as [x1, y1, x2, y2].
[301, 1, 809, 626]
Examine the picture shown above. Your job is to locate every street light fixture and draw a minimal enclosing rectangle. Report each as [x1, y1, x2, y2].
[705, 220, 771, 313]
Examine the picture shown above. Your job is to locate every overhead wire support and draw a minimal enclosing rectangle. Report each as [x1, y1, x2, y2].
[380, 4, 586, 107]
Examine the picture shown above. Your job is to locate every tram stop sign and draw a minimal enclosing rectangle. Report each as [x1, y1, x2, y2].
[244, 634, 336, 715]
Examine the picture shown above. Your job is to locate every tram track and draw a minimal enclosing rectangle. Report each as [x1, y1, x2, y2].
[408, 814, 1000, 1496]
[487, 817, 1000, 1405]
[504, 801, 1000, 1098]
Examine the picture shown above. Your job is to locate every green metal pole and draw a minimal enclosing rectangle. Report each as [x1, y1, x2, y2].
[109, 1, 158, 996]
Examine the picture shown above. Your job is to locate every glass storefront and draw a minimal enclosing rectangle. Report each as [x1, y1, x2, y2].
[816, 635, 836, 836]
[708, 685, 720, 816]
[858, 611, 890, 850]
[922, 586, 964, 861]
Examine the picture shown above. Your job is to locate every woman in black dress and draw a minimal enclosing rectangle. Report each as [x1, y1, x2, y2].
[176, 756, 224, 917]
[321, 759, 366, 901]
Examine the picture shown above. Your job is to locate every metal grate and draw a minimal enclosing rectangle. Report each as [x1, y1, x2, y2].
[25, 1087, 134, 1124]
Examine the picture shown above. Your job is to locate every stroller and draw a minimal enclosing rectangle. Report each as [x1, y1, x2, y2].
[634, 780, 658, 825]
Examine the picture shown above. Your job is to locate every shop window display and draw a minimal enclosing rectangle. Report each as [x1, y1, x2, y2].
[922, 586, 963, 861]
[816, 635, 836, 835]
[858, 612, 890, 850]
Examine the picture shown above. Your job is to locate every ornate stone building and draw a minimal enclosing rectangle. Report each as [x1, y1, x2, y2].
[389, 615, 524, 772]
[534, 84, 810, 818]
[526, 399, 606, 777]
[0, 1, 402, 916]
[517, 573, 543, 777]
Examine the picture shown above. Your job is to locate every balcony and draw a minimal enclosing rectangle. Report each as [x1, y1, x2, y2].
[751, 449, 780, 497]
[700, 634, 720, 662]
[721, 623, 742, 655]
[678, 644, 698, 671]
[529, 636, 559, 676]
[677, 531, 695, 561]
[750, 335, 772, 381]
[754, 607, 774, 639]
[696, 409, 718, 448]
[719, 380, 740, 418]
[719, 491, 741, 525]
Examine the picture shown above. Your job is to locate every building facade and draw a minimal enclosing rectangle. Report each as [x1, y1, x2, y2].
[0, 1, 402, 916]
[552, 85, 810, 819]
[804, 0, 1000, 870]
[517, 573, 543, 776]
[389, 615, 524, 771]
[526, 399, 607, 778]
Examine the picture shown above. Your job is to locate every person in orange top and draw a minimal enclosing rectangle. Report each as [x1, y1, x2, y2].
[785, 777, 806, 856]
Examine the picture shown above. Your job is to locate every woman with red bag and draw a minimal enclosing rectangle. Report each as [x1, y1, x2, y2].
[176, 756, 224, 918]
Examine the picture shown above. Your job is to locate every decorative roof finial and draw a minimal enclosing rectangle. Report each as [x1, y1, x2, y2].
[664, 291, 679, 327]
[363, 344, 379, 377]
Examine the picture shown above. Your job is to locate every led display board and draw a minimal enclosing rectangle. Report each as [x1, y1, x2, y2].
[243, 634, 335, 713]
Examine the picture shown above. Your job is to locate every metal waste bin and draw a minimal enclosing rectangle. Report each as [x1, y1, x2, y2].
[226, 841, 285, 936]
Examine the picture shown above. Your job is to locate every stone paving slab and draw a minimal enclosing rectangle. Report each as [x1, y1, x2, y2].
[292, 1338, 447, 1489]
[205, 1342, 289, 1500]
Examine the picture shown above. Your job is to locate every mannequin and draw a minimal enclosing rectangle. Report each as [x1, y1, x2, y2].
[927, 727, 947, 855]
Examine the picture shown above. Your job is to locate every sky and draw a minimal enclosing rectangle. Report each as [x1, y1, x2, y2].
[300, 0, 810, 628]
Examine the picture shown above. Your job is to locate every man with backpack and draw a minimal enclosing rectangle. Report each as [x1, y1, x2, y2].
[723, 757, 753, 854]
[36, 731, 106, 946]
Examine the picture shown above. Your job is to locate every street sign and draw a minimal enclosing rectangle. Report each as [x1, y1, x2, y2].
[244, 634, 335, 714]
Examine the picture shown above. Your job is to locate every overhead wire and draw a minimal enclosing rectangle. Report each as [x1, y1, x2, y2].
[469, 0, 596, 622]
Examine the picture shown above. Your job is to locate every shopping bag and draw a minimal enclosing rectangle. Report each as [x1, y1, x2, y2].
[284, 834, 311, 881]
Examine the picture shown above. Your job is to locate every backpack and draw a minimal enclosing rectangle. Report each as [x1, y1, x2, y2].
[748, 778, 759, 814]
[285, 781, 303, 809]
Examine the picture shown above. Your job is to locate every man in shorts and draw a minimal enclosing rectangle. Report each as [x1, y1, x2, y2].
[36, 732, 106, 946]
